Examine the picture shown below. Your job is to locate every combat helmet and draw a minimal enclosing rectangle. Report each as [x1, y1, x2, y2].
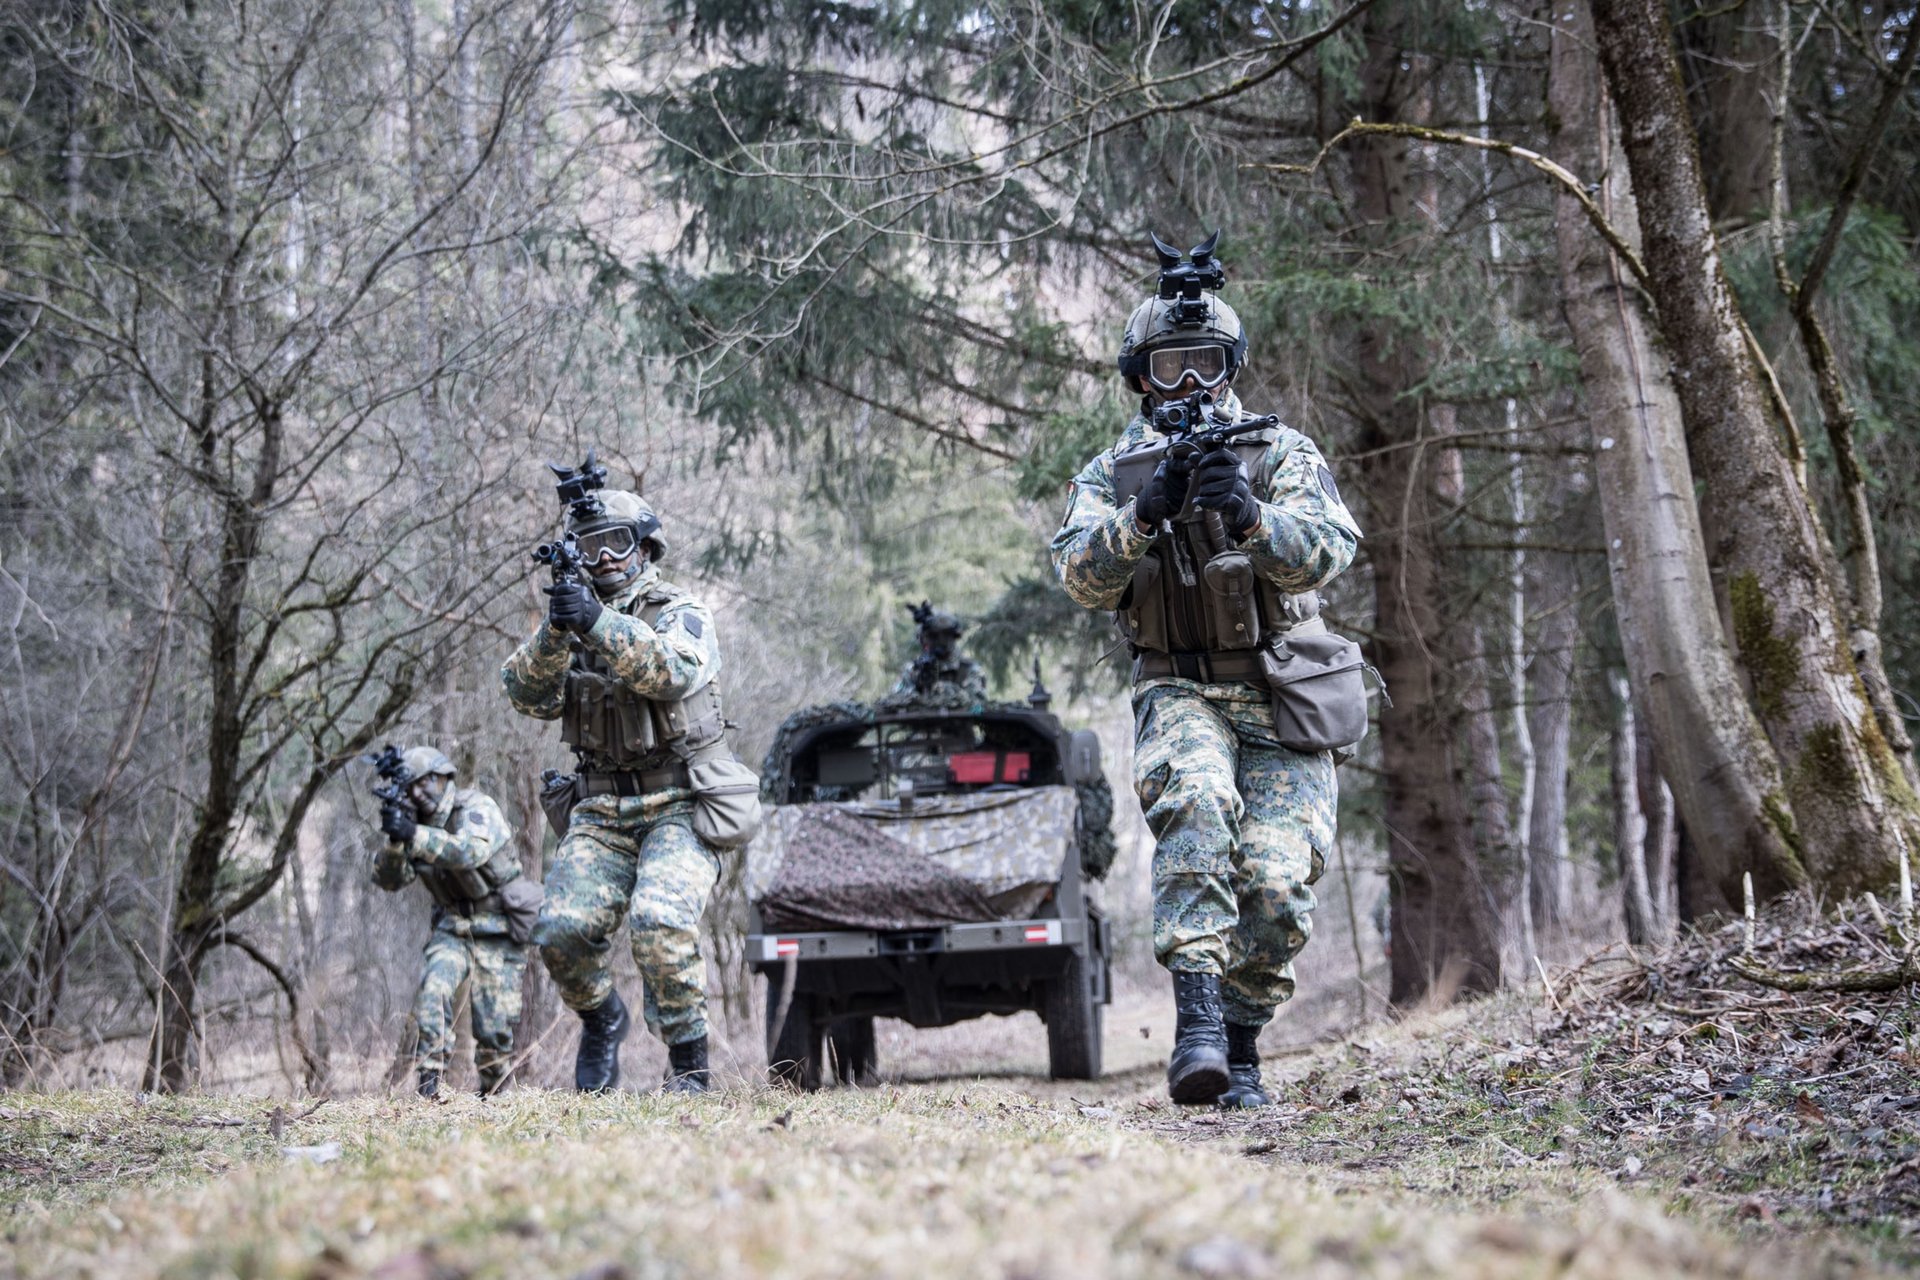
[568, 489, 668, 594]
[400, 746, 457, 781]
[1116, 231, 1247, 394]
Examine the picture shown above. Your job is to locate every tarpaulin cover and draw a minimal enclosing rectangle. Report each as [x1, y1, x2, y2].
[747, 787, 1079, 931]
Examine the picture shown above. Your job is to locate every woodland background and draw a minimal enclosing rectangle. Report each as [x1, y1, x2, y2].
[2, 0, 1917, 1097]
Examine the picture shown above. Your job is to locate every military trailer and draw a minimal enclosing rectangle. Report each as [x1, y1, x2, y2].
[748, 690, 1116, 1088]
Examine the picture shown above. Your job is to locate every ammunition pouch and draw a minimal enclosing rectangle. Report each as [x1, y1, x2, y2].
[1256, 620, 1370, 753]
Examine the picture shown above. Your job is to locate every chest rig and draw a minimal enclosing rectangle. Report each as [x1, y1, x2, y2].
[558, 585, 726, 782]
[1111, 429, 1320, 683]
[413, 796, 521, 917]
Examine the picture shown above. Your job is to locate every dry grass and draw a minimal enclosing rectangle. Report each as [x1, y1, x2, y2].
[5, 904, 1915, 1278]
[0, 1030, 1894, 1278]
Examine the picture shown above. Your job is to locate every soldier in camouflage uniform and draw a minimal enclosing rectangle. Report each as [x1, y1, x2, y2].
[502, 489, 730, 1094]
[1050, 235, 1361, 1107]
[371, 746, 529, 1099]
[886, 602, 988, 705]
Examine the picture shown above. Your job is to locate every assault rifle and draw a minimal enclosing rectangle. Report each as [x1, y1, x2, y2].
[364, 743, 415, 826]
[532, 531, 585, 589]
[1149, 391, 1279, 573]
[531, 449, 604, 587]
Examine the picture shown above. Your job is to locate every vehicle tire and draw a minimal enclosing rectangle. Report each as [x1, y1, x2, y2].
[1045, 942, 1103, 1080]
[765, 971, 823, 1090]
[826, 1016, 879, 1086]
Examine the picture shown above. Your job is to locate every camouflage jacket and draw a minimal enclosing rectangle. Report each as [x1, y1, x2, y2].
[887, 656, 989, 704]
[372, 785, 516, 936]
[1049, 391, 1361, 705]
[499, 564, 722, 720]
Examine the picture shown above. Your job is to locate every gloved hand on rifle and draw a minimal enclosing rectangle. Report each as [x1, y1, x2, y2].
[380, 802, 417, 844]
[1136, 452, 1198, 528]
[546, 580, 604, 634]
[1190, 450, 1259, 536]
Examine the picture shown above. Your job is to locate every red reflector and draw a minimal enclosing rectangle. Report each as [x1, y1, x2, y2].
[1024, 925, 1051, 942]
[775, 940, 799, 956]
[948, 751, 1034, 785]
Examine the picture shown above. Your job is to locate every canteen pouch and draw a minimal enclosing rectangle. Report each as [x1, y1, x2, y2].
[539, 769, 579, 838]
[497, 876, 544, 947]
[689, 756, 764, 849]
[1259, 630, 1369, 752]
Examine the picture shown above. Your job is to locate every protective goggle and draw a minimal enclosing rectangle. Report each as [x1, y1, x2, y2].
[575, 524, 639, 562]
[1145, 344, 1231, 392]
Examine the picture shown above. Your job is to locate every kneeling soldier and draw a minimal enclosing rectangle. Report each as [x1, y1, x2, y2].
[371, 747, 531, 1099]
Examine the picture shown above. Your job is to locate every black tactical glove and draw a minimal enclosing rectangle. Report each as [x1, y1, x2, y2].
[1136, 453, 1197, 528]
[545, 580, 604, 634]
[1190, 450, 1260, 536]
[380, 803, 417, 844]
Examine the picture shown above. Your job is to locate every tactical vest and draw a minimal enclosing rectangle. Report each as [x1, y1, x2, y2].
[414, 800, 522, 916]
[559, 586, 726, 773]
[1110, 429, 1321, 680]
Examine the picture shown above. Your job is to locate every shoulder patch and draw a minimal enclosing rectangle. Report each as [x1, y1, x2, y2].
[679, 612, 704, 638]
[1318, 465, 1342, 505]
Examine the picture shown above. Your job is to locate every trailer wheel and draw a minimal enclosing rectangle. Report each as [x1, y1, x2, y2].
[765, 970, 823, 1090]
[826, 1016, 879, 1086]
[1044, 943, 1103, 1080]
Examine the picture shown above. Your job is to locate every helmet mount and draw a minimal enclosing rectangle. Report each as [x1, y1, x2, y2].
[1152, 230, 1226, 327]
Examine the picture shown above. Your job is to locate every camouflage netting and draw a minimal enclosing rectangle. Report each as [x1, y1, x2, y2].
[748, 788, 1081, 930]
[758, 700, 1119, 880]
[759, 700, 875, 803]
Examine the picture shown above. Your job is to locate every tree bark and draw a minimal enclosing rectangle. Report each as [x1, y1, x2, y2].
[1676, 0, 1781, 226]
[1350, 6, 1504, 1004]
[1525, 565, 1576, 931]
[1612, 674, 1660, 944]
[1548, 0, 1805, 914]
[1635, 703, 1678, 938]
[1588, 0, 1913, 901]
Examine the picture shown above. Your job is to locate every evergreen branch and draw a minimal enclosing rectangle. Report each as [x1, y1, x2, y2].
[1246, 119, 1649, 291]
[797, 370, 1022, 463]
[1794, 17, 1919, 315]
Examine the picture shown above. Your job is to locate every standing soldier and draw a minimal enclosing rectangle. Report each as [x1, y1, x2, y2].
[370, 746, 532, 1099]
[503, 465, 736, 1094]
[1050, 233, 1362, 1108]
[887, 601, 989, 704]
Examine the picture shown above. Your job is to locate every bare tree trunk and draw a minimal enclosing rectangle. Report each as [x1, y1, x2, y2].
[1589, 0, 1911, 900]
[1351, 10, 1503, 1003]
[1635, 706, 1677, 938]
[1526, 564, 1577, 930]
[1548, 0, 1805, 915]
[1612, 674, 1659, 944]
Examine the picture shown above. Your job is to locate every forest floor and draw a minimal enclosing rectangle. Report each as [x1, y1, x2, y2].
[2, 900, 1916, 1279]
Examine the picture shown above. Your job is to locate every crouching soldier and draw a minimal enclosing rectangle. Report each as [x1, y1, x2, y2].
[371, 746, 537, 1099]
[503, 482, 746, 1094]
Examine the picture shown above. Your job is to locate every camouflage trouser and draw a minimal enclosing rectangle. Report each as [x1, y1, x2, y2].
[1132, 681, 1336, 1028]
[415, 929, 527, 1091]
[534, 791, 721, 1046]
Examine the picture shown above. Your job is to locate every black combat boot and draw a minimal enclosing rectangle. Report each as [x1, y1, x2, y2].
[416, 1068, 440, 1100]
[1219, 1022, 1271, 1109]
[574, 990, 630, 1093]
[478, 1064, 510, 1098]
[1167, 972, 1230, 1104]
[663, 1036, 713, 1094]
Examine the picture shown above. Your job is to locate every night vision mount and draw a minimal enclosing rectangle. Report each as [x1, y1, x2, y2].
[1152, 230, 1226, 327]
[547, 449, 609, 522]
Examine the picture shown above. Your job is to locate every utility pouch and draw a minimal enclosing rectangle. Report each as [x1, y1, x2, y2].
[688, 755, 764, 849]
[1201, 551, 1261, 651]
[539, 769, 579, 837]
[1259, 629, 1369, 753]
[447, 865, 491, 899]
[1121, 553, 1168, 652]
[497, 876, 544, 947]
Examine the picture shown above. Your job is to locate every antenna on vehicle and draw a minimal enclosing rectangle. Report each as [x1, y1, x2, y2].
[1027, 658, 1052, 711]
